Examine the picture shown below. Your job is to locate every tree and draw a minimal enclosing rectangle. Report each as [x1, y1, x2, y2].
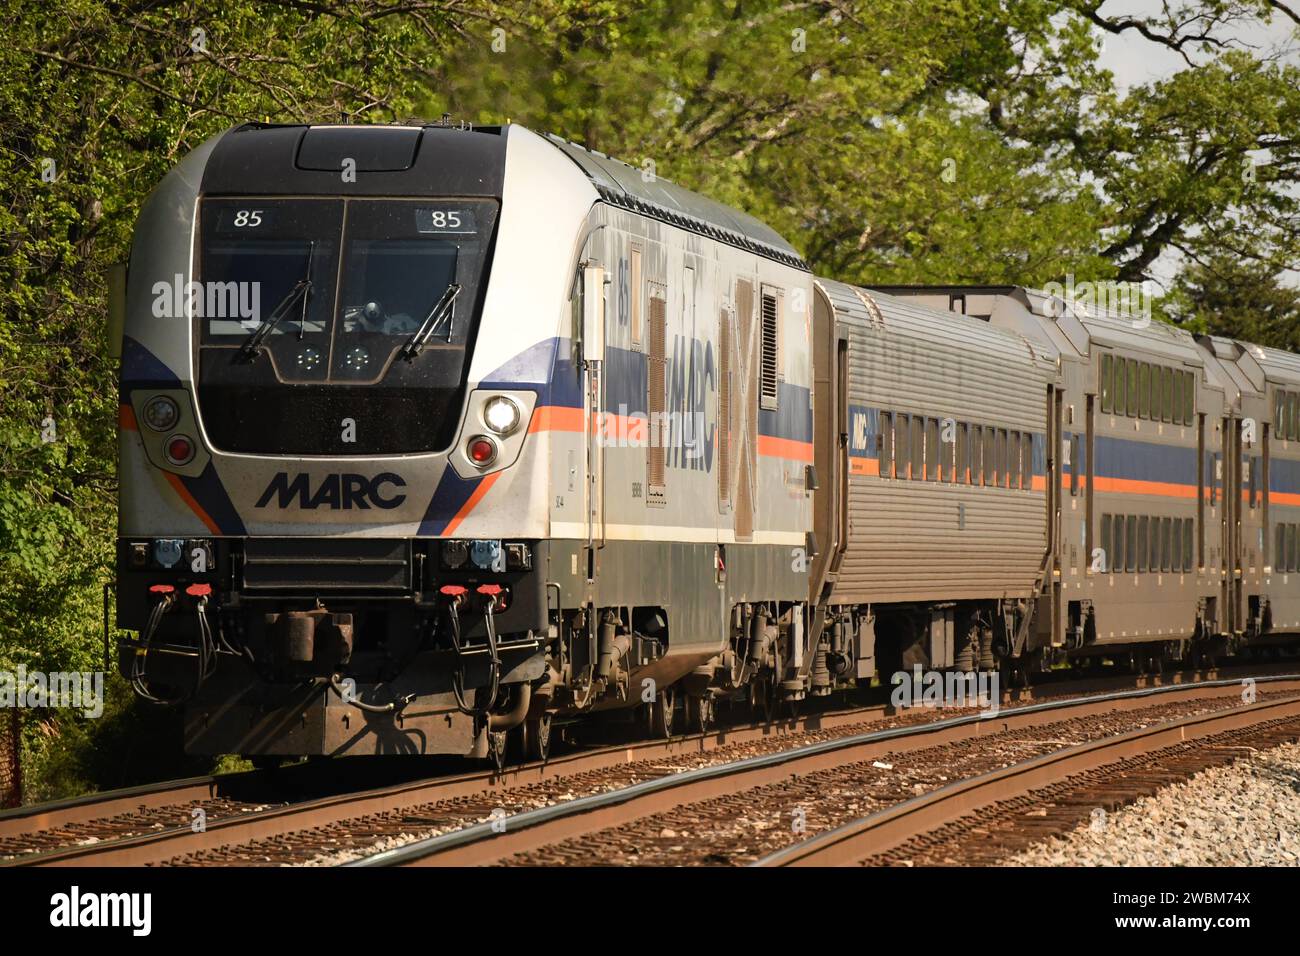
[426, 0, 1300, 294]
[0, 0, 514, 795]
[1172, 256, 1300, 349]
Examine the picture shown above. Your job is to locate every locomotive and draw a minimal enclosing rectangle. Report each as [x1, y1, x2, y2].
[110, 120, 1298, 765]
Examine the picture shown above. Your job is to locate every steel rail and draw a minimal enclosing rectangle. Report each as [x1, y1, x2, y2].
[10, 669, 1293, 866]
[349, 674, 1300, 867]
[4, 698, 899, 865]
[755, 692, 1300, 866]
[5, 661, 1275, 841]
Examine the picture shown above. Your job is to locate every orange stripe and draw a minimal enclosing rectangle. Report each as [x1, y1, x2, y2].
[757, 435, 814, 462]
[1272, 491, 1300, 507]
[849, 457, 878, 476]
[163, 472, 221, 534]
[528, 405, 584, 434]
[1091, 476, 1198, 499]
[443, 471, 501, 537]
[119, 404, 138, 431]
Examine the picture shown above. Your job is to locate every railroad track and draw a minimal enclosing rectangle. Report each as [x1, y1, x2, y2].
[0, 694, 934, 866]
[4, 667, 1294, 867]
[352, 674, 1300, 867]
[759, 694, 1300, 866]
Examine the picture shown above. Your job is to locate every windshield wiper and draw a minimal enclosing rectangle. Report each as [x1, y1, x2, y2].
[239, 276, 313, 360]
[238, 241, 315, 359]
[297, 242, 316, 341]
[401, 282, 462, 359]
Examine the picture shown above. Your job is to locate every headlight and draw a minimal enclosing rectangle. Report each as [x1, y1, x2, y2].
[482, 396, 521, 435]
[142, 396, 179, 431]
[185, 539, 214, 573]
[470, 539, 504, 571]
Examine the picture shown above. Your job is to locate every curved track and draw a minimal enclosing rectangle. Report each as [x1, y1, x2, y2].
[757, 693, 1300, 866]
[5, 668, 1295, 867]
[352, 674, 1300, 866]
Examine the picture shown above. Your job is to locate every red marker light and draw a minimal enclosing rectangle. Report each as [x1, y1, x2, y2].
[439, 585, 468, 597]
[467, 436, 496, 465]
[185, 583, 212, 597]
[166, 435, 195, 465]
[476, 584, 503, 596]
[149, 584, 175, 594]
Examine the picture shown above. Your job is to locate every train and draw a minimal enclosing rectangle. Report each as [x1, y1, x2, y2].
[109, 119, 1300, 766]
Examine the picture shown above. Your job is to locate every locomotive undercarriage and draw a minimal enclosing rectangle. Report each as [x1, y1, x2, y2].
[114, 536, 845, 762]
[115, 536, 558, 759]
[117, 535, 1294, 765]
[538, 601, 809, 744]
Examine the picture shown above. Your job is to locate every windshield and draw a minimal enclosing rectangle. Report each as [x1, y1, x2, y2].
[195, 198, 497, 455]
[333, 203, 462, 381]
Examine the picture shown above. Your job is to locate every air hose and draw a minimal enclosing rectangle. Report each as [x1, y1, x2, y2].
[132, 589, 218, 706]
[326, 673, 414, 714]
[444, 592, 502, 718]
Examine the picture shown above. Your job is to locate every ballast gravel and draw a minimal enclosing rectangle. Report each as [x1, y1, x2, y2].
[1004, 740, 1300, 866]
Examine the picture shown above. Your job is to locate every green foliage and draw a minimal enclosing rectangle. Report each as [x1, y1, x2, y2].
[1170, 256, 1300, 349]
[0, 0, 501, 800]
[0, 0, 1297, 800]
[429, 0, 1299, 294]
[20, 674, 203, 803]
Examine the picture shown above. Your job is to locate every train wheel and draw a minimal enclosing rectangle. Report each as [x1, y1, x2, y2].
[686, 694, 713, 734]
[649, 687, 677, 739]
[523, 713, 552, 762]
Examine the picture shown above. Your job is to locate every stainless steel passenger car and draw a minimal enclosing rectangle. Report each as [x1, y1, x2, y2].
[875, 286, 1300, 667]
[807, 282, 1055, 683]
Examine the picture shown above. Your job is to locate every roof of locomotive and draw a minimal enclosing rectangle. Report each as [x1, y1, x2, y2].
[542, 133, 807, 270]
[194, 121, 807, 270]
[200, 121, 512, 197]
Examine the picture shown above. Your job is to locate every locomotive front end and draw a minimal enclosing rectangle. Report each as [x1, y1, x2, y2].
[114, 122, 595, 759]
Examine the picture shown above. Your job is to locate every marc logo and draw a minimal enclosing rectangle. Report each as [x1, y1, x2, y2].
[255, 472, 406, 510]
[50, 886, 151, 936]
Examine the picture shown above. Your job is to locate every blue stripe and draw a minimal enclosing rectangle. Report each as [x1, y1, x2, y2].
[181, 463, 246, 536]
[759, 381, 813, 444]
[120, 335, 180, 387]
[1271, 457, 1300, 494]
[418, 468, 489, 536]
[483, 336, 813, 444]
[1094, 435, 1197, 485]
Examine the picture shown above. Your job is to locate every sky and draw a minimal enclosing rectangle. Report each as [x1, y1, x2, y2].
[1096, 0, 1299, 88]
[1089, 1, 1299, 288]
